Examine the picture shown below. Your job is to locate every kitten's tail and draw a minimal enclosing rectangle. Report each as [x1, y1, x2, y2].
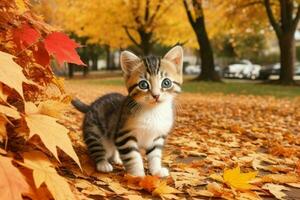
[71, 98, 90, 113]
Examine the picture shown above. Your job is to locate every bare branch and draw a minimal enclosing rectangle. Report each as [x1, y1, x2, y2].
[263, 0, 282, 37]
[123, 26, 141, 48]
[148, 0, 163, 26]
[144, 0, 150, 21]
[183, 0, 195, 27]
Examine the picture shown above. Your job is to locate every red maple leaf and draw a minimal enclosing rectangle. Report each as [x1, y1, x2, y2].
[33, 42, 50, 66]
[13, 24, 40, 50]
[44, 32, 85, 66]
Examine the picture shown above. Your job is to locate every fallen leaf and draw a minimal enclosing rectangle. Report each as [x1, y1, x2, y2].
[0, 104, 21, 119]
[25, 112, 81, 169]
[262, 183, 289, 200]
[139, 176, 160, 193]
[0, 155, 30, 200]
[0, 51, 32, 98]
[223, 166, 258, 190]
[152, 181, 181, 197]
[262, 174, 299, 184]
[23, 151, 75, 200]
[74, 179, 107, 196]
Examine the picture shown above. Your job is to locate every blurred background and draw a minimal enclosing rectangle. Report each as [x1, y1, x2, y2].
[31, 0, 300, 88]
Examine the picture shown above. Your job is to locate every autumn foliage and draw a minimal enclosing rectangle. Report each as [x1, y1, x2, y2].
[0, 0, 84, 199]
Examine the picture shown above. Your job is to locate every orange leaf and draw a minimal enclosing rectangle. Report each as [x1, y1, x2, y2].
[138, 176, 160, 193]
[25, 103, 81, 169]
[0, 155, 30, 200]
[23, 151, 75, 200]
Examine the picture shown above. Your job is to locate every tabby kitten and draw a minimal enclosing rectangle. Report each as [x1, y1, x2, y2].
[72, 46, 183, 177]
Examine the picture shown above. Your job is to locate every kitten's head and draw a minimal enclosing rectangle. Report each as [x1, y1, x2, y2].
[120, 46, 183, 106]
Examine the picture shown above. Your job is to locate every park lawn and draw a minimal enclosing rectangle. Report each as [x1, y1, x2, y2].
[67, 77, 300, 98]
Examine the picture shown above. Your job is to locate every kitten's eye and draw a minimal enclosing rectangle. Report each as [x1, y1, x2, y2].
[138, 80, 149, 90]
[161, 78, 172, 88]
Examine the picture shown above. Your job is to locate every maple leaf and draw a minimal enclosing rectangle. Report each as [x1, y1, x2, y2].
[0, 155, 30, 200]
[223, 166, 258, 190]
[33, 42, 50, 66]
[138, 176, 160, 193]
[152, 181, 181, 197]
[262, 183, 289, 200]
[25, 103, 81, 169]
[44, 32, 85, 66]
[0, 51, 32, 98]
[23, 151, 75, 200]
[0, 104, 21, 119]
[13, 24, 40, 50]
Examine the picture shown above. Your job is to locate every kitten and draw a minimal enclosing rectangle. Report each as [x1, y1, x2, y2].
[72, 46, 183, 177]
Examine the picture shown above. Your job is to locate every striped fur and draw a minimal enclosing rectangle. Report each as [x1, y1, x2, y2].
[72, 46, 183, 177]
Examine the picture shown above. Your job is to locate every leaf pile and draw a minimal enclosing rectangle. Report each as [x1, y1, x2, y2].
[63, 82, 300, 199]
[0, 0, 84, 199]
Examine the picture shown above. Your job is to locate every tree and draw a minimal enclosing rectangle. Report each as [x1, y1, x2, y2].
[183, 0, 220, 81]
[221, 0, 300, 84]
[55, 0, 195, 56]
[263, 0, 300, 84]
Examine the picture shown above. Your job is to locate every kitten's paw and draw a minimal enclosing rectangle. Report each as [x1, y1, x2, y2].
[151, 167, 169, 177]
[96, 161, 113, 172]
[112, 153, 123, 165]
[129, 170, 145, 177]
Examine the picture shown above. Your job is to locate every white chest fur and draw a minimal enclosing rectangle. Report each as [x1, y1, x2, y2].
[127, 101, 174, 149]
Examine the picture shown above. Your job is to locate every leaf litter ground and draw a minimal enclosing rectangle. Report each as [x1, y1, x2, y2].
[60, 81, 300, 200]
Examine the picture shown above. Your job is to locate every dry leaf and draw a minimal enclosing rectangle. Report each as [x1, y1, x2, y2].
[0, 51, 32, 98]
[25, 113, 81, 168]
[262, 183, 289, 200]
[0, 104, 21, 119]
[0, 155, 30, 200]
[23, 151, 75, 200]
[223, 166, 258, 190]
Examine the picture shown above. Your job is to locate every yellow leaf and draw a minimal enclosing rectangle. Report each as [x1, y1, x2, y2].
[15, 0, 28, 14]
[23, 151, 75, 200]
[223, 166, 258, 190]
[0, 155, 30, 200]
[0, 104, 21, 119]
[0, 51, 32, 99]
[25, 113, 81, 169]
[38, 100, 68, 118]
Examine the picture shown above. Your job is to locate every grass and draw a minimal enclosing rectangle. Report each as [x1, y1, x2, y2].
[67, 77, 300, 99]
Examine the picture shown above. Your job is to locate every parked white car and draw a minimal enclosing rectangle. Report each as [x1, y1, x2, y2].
[224, 60, 261, 79]
[185, 65, 201, 74]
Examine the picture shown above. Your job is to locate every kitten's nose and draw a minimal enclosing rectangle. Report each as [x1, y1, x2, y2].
[152, 94, 160, 101]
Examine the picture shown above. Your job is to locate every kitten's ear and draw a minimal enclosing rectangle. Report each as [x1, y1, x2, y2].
[163, 46, 183, 74]
[120, 51, 140, 75]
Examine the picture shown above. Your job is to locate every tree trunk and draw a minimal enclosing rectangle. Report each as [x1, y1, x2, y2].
[105, 45, 111, 70]
[278, 33, 295, 84]
[68, 64, 74, 78]
[194, 19, 220, 81]
[139, 29, 152, 56]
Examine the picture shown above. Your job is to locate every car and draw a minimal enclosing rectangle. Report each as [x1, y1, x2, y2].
[223, 60, 261, 79]
[185, 65, 201, 75]
[185, 65, 223, 76]
[259, 63, 300, 79]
